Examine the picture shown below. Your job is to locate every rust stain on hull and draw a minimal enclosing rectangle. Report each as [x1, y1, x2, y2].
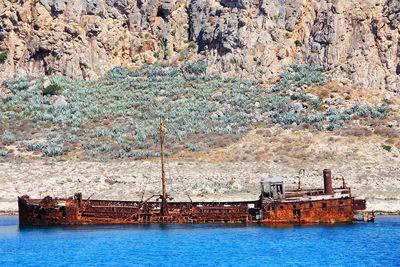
[18, 185, 370, 227]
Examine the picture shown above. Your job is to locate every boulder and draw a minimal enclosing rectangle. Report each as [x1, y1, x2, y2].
[51, 95, 68, 107]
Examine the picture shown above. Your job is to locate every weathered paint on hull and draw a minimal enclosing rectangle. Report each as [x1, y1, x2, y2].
[18, 168, 371, 226]
[18, 195, 358, 226]
[260, 198, 355, 224]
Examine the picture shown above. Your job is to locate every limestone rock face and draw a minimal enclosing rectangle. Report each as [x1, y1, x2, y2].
[0, 0, 399, 92]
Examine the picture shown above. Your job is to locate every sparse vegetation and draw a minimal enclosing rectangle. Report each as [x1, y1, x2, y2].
[42, 83, 63, 95]
[0, 51, 8, 63]
[1, 131, 16, 145]
[382, 144, 392, 152]
[183, 60, 206, 75]
[188, 42, 197, 50]
[270, 65, 326, 93]
[4, 77, 31, 93]
[0, 149, 7, 157]
[132, 55, 140, 63]
[295, 40, 302, 47]
[0, 64, 389, 159]
[96, 11, 105, 18]
[186, 142, 199, 152]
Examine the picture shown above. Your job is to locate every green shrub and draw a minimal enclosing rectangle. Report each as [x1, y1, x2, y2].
[83, 141, 99, 151]
[188, 42, 197, 50]
[1, 131, 16, 145]
[382, 144, 392, 152]
[111, 149, 126, 158]
[99, 144, 112, 152]
[184, 61, 207, 75]
[271, 65, 326, 92]
[42, 144, 64, 157]
[0, 149, 8, 157]
[94, 128, 109, 137]
[261, 96, 290, 111]
[348, 104, 388, 120]
[41, 138, 66, 157]
[26, 141, 45, 151]
[146, 65, 180, 77]
[67, 134, 79, 144]
[4, 77, 30, 93]
[107, 66, 128, 80]
[42, 83, 63, 95]
[96, 11, 105, 18]
[186, 142, 199, 151]
[0, 51, 8, 63]
[306, 113, 324, 124]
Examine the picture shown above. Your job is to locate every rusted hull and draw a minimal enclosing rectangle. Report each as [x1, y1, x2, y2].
[260, 198, 354, 224]
[18, 197, 254, 226]
[18, 195, 359, 226]
[18, 168, 373, 226]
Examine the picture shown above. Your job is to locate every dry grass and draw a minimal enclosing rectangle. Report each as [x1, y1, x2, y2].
[305, 81, 393, 106]
[174, 125, 398, 166]
[305, 81, 346, 99]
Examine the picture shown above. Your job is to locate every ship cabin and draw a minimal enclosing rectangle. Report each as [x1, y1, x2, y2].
[261, 177, 285, 200]
[260, 169, 354, 202]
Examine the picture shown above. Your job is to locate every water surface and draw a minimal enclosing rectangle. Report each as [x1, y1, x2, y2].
[0, 216, 399, 266]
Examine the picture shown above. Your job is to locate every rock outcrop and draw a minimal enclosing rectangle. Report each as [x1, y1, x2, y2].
[0, 0, 399, 92]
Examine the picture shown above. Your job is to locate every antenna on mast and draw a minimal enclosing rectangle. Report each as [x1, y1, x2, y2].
[159, 117, 168, 215]
[298, 169, 305, 191]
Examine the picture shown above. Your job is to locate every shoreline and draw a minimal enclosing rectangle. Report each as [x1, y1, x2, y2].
[1, 159, 399, 217]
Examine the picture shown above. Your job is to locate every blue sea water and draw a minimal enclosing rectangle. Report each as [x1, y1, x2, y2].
[0, 216, 399, 267]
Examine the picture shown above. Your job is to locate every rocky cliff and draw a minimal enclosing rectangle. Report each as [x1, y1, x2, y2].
[1, 0, 399, 92]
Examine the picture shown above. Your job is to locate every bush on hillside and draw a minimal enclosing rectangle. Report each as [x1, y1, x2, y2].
[1, 131, 16, 145]
[271, 65, 326, 92]
[184, 61, 207, 75]
[0, 51, 8, 63]
[42, 83, 63, 95]
[107, 66, 128, 80]
[4, 77, 30, 93]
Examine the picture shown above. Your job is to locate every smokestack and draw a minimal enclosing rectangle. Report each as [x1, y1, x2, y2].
[323, 169, 333, 194]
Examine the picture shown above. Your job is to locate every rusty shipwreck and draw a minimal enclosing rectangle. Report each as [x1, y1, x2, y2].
[18, 119, 373, 226]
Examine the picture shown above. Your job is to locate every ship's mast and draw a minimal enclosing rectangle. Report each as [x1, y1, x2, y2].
[159, 117, 168, 215]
